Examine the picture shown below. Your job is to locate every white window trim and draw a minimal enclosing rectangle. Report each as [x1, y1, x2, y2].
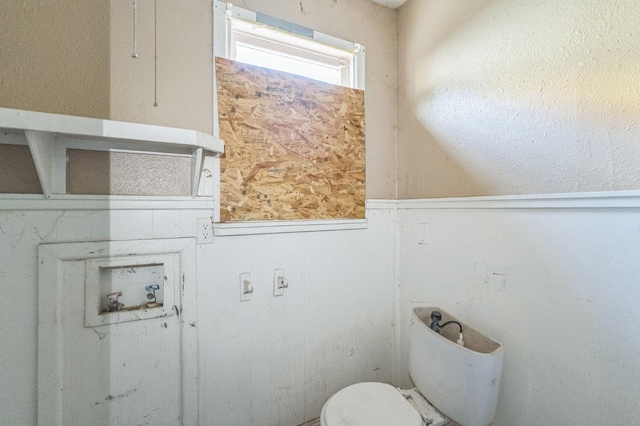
[212, 1, 367, 233]
[213, 1, 365, 89]
[232, 30, 351, 87]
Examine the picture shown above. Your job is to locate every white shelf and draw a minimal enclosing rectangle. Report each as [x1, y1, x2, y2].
[0, 108, 224, 198]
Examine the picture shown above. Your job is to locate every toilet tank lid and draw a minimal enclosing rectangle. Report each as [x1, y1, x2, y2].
[323, 382, 423, 426]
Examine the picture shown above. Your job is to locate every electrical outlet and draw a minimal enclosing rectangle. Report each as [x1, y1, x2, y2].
[196, 218, 213, 244]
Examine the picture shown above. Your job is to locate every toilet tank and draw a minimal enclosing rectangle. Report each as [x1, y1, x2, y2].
[409, 307, 504, 426]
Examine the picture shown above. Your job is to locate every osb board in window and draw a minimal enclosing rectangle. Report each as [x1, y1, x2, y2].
[215, 57, 365, 222]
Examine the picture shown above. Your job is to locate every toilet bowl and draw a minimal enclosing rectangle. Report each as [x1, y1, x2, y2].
[320, 307, 504, 426]
[320, 382, 448, 426]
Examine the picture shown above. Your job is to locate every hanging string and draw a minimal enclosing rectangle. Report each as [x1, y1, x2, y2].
[153, 0, 158, 107]
[131, 0, 138, 58]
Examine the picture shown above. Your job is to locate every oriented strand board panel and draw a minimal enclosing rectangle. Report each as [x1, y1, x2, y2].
[215, 57, 365, 222]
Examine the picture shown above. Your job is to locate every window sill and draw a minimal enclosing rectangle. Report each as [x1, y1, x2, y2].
[212, 219, 367, 236]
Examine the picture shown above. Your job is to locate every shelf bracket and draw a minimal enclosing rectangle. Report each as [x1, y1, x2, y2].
[25, 130, 55, 198]
[191, 148, 204, 198]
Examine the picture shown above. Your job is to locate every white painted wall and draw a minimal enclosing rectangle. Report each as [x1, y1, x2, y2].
[0, 205, 395, 425]
[0, 208, 209, 425]
[394, 198, 640, 425]
[200, 207, 395, 425]
[5, 199, 640, 425]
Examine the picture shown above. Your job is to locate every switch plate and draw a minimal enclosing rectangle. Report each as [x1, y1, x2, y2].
[418, 223, 429, 245]
[273, 269, 287, 297]
[197, 218, 213, 244]
[240, 272, 252, 301]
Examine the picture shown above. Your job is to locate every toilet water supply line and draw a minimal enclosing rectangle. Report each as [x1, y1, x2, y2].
[429, 311, 465, 346]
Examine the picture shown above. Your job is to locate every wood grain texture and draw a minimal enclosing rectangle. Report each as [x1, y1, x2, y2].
[215, 57, 365, 222]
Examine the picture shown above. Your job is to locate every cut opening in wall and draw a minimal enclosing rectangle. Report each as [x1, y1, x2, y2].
[97, 263, 165, 315]
[85, 254, 178, 327]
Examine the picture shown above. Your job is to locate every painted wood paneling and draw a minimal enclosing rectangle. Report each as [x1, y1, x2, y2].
[396, 204, 640, 425]
[0, 206, 394, 426]
[201, 207, 395, 425]
[37, 239, 198, 426]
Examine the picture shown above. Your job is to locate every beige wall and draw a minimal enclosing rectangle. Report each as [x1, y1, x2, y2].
[109, 0, 398, 198]
[398, 0, 640, 198]
[0, 0, 397, 199]
[0, 0, 109, 118]
[109, 0, 214, 135]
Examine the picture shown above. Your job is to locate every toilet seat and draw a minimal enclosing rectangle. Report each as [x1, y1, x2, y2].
[321, 382, 423, 426]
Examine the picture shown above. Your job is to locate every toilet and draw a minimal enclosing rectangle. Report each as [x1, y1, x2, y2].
[320, 307, 504, 426]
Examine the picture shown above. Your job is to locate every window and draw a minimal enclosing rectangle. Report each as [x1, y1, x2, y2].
[212, 2, 367, 227]
[213, 1, 365, 89]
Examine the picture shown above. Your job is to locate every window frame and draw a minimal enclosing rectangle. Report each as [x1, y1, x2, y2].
[229, 19, 356, 87]
[211, 1, 367, 228]
[213, 1, 365, 90]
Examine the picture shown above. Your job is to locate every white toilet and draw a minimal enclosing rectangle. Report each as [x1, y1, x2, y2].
[320, 307, 504, 426]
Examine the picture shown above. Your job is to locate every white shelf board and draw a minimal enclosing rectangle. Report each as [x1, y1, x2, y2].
[0, 108, 224, 199]
[0, 107, 224, 154]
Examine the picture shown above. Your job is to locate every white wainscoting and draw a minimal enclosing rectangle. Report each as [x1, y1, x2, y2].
[199, 206, 396, 426]
[0, 205, 395, 426]
[5, 191, 640, 426]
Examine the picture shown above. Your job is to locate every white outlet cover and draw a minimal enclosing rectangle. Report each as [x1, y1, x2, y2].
[197, 218, 213, 244]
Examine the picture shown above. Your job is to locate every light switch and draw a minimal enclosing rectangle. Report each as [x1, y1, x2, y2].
[240, 272, 252, 301]
[273, 269, 288, 297]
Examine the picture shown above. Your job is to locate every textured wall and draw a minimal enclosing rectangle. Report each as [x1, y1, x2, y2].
[397, 0, 640, 198]
[0, 145, 42, 194]
[109, 0, 214, 134]
[0, 0, 109, 118]
[66, 150, 191, 196]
